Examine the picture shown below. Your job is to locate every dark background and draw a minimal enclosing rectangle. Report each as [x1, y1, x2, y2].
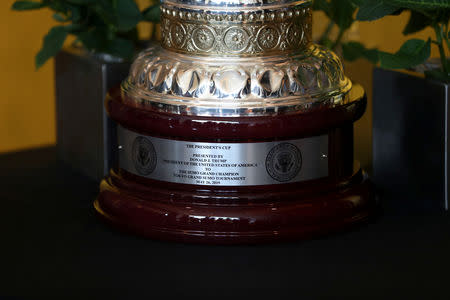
[1, 147, 449, 299]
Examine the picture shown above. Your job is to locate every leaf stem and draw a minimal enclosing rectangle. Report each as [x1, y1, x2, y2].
[331, 28, 345, 51]
[151, 23, 157, 41]
[319, 20, 334, 45]
[444, 22, 450, 51]
[433, 23, 449, 76]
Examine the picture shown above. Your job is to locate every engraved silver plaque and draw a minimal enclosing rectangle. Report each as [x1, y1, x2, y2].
[118, 126, 328, 186]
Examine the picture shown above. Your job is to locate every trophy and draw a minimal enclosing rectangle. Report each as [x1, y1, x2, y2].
[95, 0, 373, 244]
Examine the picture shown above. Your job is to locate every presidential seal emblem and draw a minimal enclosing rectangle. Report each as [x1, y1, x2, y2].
[132, 136, 157, 176]
[266, 143, 302, 182]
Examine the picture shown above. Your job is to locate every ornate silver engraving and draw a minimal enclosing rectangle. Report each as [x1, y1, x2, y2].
[192, 26, 216, 51]
[257, 25, 281, 50]
[223, 27, 250, 52]
[169, 22, 187, 48]
[160, 3, 312, 56]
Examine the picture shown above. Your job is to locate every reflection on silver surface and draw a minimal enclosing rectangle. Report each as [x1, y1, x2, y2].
[121, 0, 355, 117]
[123, 45, 352, 116]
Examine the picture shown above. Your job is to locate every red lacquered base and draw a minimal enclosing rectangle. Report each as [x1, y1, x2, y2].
[95, 85, 374, 244]
[96, 165, 372, 244]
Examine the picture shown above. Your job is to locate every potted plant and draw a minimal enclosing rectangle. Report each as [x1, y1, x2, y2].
[12, 0, 160, 181]
[314, 0, 450, 211]
[314, 0, 449, 75]
[353, 0, 449, 212]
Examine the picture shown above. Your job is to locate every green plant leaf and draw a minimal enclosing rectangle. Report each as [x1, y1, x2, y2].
[350, 0, 366, 5]
[77, 27, 108, 50]
[68, 4, 82, 22]
[313, 0, 331, 17]
[11, 0, 45, 10]
[342, 41, 379, 63]
[77, 27, 109, 51]
[116, 0, 142, 32]
[105, 37, 134, 59]
[425, 69, 450, 82]
[390, 0, 450, 10]
[330, 0, 357, 30]
[92, 0, 117, 27]
[14, 0, 160, 69]
[142, 4, 160, 23]
[66, 0, 95, 4]
[403, 10, 432, 35]
[379, 38, 431, 69]
[64, 24, 83, 33]
[321, 37, 333, 49]
[435, 9, 450, 23]
[48, 1, 71, 14]
[35, 26, 68, 69]
[356, 0, 399, 21]
[53, 13, 67, 22]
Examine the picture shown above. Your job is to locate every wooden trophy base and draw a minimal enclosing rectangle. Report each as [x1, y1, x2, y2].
[95, 85, 373, 244]
[95, 165, 372, 244]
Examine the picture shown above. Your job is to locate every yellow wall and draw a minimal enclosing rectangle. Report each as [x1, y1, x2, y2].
[1, 1, 57, 153]
[0, 4, 443, 170]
